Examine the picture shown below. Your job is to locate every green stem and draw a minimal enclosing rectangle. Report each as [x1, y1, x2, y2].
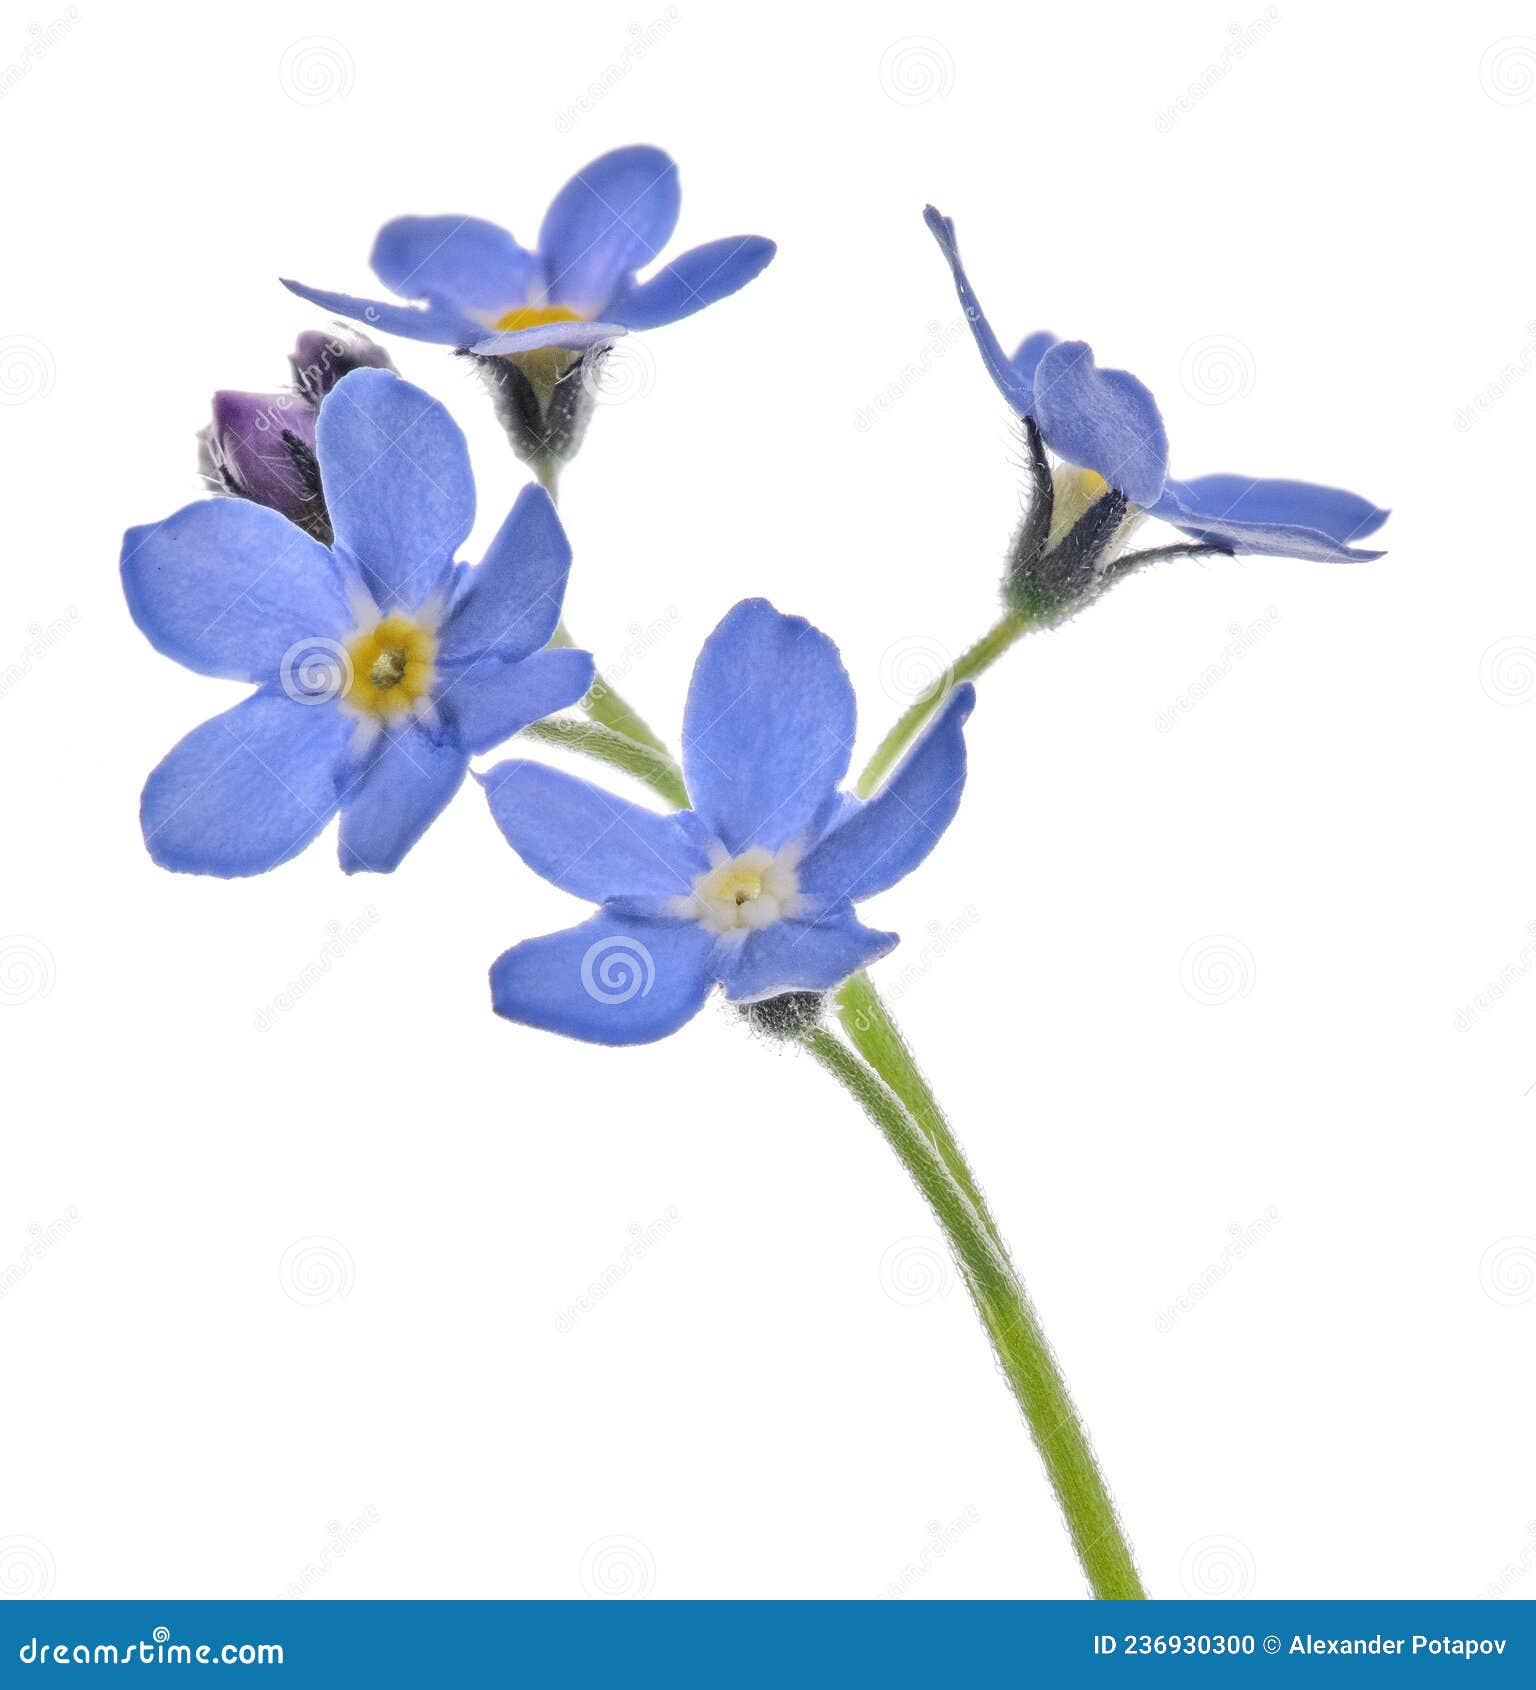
[856, 610, 1035, 798]
[519, 717, 689, 810]
[532, 455, 562, 504]
[532, 456, 674, 761]
[800, 1024, 1146, 1601]
[547, 620, 675, 759]
[833, 971, 1001, 1253]
[523, 533, 1140, 1595]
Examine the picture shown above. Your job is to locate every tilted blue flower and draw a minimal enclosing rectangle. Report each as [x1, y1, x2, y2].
[281, 145, 776, 358]
[123, 369, 594, 878]
[481, 599, 975, 1045]
[925, 205, 1387, 561]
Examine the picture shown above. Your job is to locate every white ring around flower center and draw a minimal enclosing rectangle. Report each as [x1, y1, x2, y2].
[678, 843, 808, 935]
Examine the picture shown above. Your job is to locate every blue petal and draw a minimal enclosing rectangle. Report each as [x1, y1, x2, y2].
[141, 689, 350, 877]
[1011, 330, 1058, 401]
[479, 759, 707, 902]
[437, 485, 573, 664]
[281, 279, 479, 347]
[923, 206, 1040, 417]
[716, 907, 897, 1003]
[539, 144, 681, 314]
[369, 215, 538, 313]
[1170, 476, 1388, 544]
[605, 237, 777, 331]
[1151, 475, 1389, 561]
[1033, 340, 1169, 506]
[337, 721, 468, 874]
[122, 500, 350, 683]
[490, 908, 715, 1045]
[436, 647, 594, 757]
[468, 320, 625, 358]
[315, 370, 475, 612]
[798, 685, 974, 902]
[681, 599, 856, 854]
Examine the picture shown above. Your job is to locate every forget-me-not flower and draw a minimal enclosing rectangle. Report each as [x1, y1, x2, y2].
[925, 207, 1388, 616]
[481, 599, 974, 1045]
[282, 144, 775, 358]
[282, 146, 773, 470]
[123, 369, 593, 877]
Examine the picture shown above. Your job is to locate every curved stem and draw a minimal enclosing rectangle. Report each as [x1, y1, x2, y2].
[834, 971, 1001, 1252]
[518, 717, 689, 810]
[584, 682, 671, 758]
[855, 610, 1035, 798]
[548, 619, 675, 758]
[800, 1024, 1146, 1601]
[522, 510, 1141, 1594]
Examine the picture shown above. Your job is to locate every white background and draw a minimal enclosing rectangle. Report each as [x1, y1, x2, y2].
[2, 0, 1533, 1603]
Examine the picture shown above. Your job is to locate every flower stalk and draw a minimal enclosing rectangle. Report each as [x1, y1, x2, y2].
[519, 716, 689, 809]
[519, 654, 1144, 1596]
[548, 618, 672, 757]
[798, 1021, 1145, 1600]
[833, 971, 1000, 1250]
[856, 610, 1035, 798]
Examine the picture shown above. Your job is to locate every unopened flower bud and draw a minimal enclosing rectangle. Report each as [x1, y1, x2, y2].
[198, 330, 391, 543]
[198, 389, 327, 538]
[290, 328, 394, 406]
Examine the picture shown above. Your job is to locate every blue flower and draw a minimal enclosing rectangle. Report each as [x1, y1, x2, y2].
[122, 369, 594, 878]
[481, 599, 975, 1045]
[281, 145, 776, 359]
[925, 207, 1388, 564]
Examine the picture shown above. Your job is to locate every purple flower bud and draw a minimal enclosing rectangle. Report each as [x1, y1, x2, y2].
[289, 329, 395, 406]
[199, 389, 325, 533]
[198, 332, 392, 541]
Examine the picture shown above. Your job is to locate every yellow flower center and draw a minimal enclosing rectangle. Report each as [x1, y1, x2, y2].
[492, 304, 585, 333]
[1046, 466, 1112, 552]
[344, 614, 437, 719]
[688, 847, 803, 934]
[716, 863, 765, 906]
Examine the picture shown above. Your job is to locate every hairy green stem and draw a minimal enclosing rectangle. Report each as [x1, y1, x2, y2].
[855, 610, 1035, 798]
[833, 971, 1001, 1252]
[800, 1024, 1146, 1601]
[519, 717, 689, 810]
[547, 619, 674, 758]
[524, 558, 1141, 1596]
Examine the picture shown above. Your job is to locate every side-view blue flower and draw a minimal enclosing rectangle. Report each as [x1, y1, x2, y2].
[481, 599, 975, 1045]
[282, 144, 776, 360]
[925, 206, 1389, 563]
[122, 369, 594, 877]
